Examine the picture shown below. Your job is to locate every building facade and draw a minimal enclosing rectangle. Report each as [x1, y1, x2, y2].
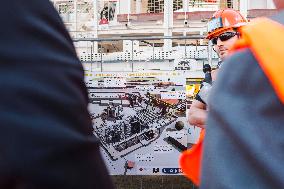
[51, 0, 276, 72]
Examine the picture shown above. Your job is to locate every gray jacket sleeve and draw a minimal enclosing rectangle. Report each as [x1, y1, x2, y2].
[200, 49, 284, 189]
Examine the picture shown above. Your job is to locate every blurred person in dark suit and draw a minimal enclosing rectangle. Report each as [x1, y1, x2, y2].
[0, 1, 114, 188]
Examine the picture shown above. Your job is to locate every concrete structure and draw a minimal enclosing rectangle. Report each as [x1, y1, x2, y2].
[51, 0, 277, 72]
[51, 0, 276, 38]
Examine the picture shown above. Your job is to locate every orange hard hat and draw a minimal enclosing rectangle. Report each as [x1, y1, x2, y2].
[206, 9, 247, 39]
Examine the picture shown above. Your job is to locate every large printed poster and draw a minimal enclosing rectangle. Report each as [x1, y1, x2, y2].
[85, 71, 201, 175]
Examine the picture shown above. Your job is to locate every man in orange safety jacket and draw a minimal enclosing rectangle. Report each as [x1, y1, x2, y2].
[181, 9, 247, 186]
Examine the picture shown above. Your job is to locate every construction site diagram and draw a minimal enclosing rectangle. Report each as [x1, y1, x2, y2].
[85, 71, 201, 175]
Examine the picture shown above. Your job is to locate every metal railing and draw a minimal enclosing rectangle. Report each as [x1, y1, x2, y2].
[73, 35, 219, 72]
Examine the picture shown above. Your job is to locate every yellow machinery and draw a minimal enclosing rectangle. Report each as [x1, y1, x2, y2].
[186, 78, 203, 99]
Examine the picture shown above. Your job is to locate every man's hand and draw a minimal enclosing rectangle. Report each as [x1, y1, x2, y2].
[211, 69, 218, 81]
[188, 68, 218, 129]
[188, 100, 207, 129]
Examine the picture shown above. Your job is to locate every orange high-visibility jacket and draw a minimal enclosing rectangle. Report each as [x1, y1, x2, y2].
[180, 17, 284, 186]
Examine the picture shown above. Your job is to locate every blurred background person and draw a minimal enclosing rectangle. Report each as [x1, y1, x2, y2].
[0, 0, 114, 188]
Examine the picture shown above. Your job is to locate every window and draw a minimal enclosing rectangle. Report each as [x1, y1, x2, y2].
[148, 0, 164, 13]
[58, 3, 73, 14]
[147, 0, 184, 13]
[227, 0, 233, 8]
[173, 0, 183, 11]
